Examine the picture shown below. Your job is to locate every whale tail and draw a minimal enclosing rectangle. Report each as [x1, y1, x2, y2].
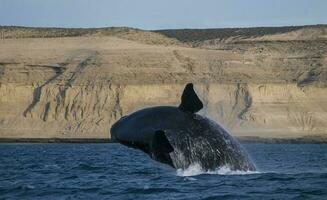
[178, 83, 203, 113]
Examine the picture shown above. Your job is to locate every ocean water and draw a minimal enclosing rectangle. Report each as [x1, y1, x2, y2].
[0, 143, 327, 199]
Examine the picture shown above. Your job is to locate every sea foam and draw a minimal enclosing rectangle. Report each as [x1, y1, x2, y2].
[176, 163, 259, 177]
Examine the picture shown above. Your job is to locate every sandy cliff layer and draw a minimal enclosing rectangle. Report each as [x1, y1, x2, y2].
[0, 25, 327, 139]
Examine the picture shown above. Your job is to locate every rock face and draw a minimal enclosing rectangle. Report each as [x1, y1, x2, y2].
[0, 25, 327, 139]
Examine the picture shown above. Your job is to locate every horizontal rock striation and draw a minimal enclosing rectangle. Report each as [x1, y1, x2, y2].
[0, 25, 327, 139]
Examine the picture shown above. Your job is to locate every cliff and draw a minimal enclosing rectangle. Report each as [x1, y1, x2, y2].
[0, 25, 327, 140]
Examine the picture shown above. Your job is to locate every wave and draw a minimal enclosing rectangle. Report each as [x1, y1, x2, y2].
[176, 163, 259, 177]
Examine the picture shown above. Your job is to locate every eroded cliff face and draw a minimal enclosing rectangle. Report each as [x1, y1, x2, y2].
[0, 26, 327, 139]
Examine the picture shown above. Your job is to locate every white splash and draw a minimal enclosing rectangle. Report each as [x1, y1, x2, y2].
[176, 163, 259, 177]
[176, 163, 203, 177]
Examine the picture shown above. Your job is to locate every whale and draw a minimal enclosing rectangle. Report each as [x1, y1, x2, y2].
[110, 83, 256, 171]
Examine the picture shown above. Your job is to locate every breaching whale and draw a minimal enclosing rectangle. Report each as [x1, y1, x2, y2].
[110, 83, 256, 171]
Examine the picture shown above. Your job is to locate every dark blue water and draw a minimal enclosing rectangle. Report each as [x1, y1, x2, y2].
[1, 143, 327, 199]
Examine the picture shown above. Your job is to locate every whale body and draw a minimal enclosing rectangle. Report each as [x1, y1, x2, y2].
[110, 83, 256, 171]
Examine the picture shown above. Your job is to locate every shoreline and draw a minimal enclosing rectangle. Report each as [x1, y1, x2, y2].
[0, 136, 326, 144]
[237, 136, 327, 144]
[0, 138, 112, 143]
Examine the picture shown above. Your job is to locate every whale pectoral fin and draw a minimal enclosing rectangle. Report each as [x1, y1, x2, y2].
[178, 83, 203, 113]
[150, 130, 174, 167]
[152, 130, 174, 153]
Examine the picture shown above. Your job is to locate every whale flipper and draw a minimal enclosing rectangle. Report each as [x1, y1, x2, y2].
[178, 83, 203, 113]
[151, 130, 174, 167]
[151, 130, 174, 153]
